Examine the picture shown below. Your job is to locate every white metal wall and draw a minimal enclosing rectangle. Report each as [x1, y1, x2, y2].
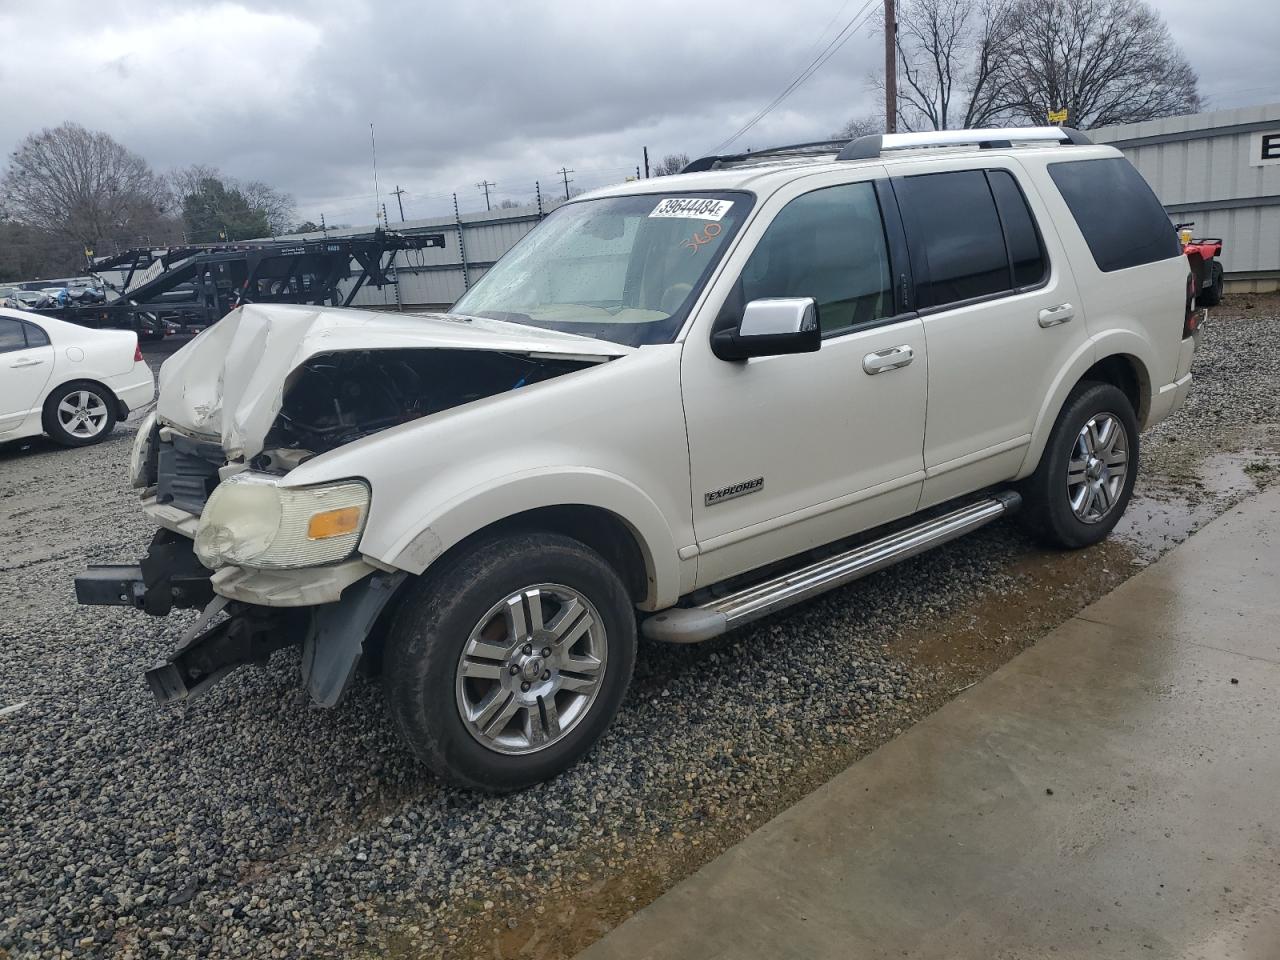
[292, 197, 568, 310]
[1092, 103, 1280, 283]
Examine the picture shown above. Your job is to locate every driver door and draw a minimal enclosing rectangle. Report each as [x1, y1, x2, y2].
[680, 175, 928, 588]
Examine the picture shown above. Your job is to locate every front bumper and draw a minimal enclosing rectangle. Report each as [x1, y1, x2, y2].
[76, 529, 406, 708]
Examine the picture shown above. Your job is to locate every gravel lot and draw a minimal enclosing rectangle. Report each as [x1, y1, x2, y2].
[2, 302, 1278, 959]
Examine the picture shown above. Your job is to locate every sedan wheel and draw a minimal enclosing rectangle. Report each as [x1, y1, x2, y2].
[57, 389, 111, 440]
[43, 380, 119, 447]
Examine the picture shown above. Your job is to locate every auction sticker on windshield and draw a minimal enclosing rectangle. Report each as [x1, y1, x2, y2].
[649, 197, 734, 220]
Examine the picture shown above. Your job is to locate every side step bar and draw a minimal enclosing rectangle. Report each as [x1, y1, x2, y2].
[643, 491, 1021, 644]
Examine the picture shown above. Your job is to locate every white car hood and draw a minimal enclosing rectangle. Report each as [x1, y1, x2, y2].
[157, 303, 631, 459]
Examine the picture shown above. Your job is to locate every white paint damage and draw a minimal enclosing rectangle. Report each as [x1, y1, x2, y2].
[156, 302, 631, 460]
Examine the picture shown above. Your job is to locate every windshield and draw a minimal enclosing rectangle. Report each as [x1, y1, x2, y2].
[452, 191, 751, 347]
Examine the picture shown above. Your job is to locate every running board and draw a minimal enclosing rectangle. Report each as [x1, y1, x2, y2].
[643, 491, 1021, 644]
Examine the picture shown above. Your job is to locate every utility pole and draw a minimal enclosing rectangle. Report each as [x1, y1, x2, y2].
[643, 146, 650, 178]
[557, 167, 574, 201]
[476, 180, 495, 211]
[391, 185, 407, 221]
[884, 0, 897, 133]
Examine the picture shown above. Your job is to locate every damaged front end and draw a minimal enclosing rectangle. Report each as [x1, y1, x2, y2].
[76, 303, 625, 708]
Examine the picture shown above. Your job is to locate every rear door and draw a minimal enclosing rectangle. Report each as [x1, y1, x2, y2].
[890, 160, 1088, 507]
[0, 317, 56, 434]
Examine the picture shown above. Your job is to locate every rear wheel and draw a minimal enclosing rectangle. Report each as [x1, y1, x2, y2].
[1019, 381, 1138, 549]
[43, 381, 117, 446]
[383, 531, 636, 791]
[1199, 260, 1224, 307]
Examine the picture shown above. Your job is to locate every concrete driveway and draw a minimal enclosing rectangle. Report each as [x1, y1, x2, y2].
[578, 487, 1280, 960]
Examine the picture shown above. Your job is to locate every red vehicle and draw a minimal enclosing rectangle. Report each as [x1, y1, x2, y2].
[1177, 222, 1224, 307]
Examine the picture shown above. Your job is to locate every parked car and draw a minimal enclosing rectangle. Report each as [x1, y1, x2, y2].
[78, 127, 1195, 790]
[9, 289, 53, 310]
[0, 307, 155, 446]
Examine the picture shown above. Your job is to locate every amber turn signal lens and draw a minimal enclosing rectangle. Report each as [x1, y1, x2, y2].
[307, 506, 363, 540]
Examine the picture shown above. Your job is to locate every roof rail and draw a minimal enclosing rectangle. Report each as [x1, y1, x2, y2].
[837, 126, 1092, 161]
[681, 139, 850, 174]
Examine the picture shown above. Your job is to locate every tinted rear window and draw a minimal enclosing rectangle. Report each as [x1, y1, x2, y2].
[1048, 157, 1179, 272]
[988, 170, 1047, 287]
[894, 169, 1010, 307]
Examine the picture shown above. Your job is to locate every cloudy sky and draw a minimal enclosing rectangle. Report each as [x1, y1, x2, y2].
[1, 0, 1276, 226]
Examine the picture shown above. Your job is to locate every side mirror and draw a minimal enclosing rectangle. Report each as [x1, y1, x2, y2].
[711, 297, 821, 361]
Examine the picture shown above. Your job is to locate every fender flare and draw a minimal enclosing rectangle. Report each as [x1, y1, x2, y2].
[1017, 332, 1156, 478]
[376, 467, 685, 610]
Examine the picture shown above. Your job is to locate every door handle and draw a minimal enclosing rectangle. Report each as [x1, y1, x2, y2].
[1038, 303, 1074, 327]
[863, 345, 914, 375]
[9, 358, 44, 368]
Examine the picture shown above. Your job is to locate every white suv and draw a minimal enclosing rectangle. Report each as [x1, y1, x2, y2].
[78, 127, 1196, 790]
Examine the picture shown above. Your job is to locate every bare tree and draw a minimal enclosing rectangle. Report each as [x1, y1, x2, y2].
[889, 0, 1016, 131]
[992, 0, 1200, 128]
[2, 123, 171, 254]
[834, 116, 883, 140]
[239, 180, 295, 235]
[169, 163, 221, 205]
[651, 153, 691, 176]
[171, 165, 294, 236]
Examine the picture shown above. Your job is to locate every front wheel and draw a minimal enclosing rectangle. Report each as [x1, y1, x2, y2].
[1019, 381, 1138, 549]
[383, 531, 637, 791]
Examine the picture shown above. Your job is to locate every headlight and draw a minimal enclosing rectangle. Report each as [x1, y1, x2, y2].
[194, 472, 370, 570]
[129, 411, 159, 489]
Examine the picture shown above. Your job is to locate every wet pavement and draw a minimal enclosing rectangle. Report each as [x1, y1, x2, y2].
[577, 486, 1280, 960]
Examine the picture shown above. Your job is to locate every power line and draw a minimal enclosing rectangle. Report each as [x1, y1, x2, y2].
[708, 0, 879, 155]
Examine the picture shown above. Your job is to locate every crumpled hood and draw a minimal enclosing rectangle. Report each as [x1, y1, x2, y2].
[157, 303, 631, 460]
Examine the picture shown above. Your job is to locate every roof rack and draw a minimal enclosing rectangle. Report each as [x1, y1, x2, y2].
[836, 126, 1092, 160]
[681, 127, 1093, 175]
[681, 139, 849, 174]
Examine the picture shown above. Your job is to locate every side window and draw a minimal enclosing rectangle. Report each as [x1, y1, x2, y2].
[22, 322, 50, 347]
[988, 170, 1048, 288]
[0, 318, 26, 354]
[1048, 157, 1180, 272]
[894, 170, 1010, 307]
[740, 182, 893, 335]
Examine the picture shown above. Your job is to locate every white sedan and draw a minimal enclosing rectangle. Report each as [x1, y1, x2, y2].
[0, 308, 155, 447]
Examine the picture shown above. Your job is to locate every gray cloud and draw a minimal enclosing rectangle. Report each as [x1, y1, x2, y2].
[0, 0, 1274, 226]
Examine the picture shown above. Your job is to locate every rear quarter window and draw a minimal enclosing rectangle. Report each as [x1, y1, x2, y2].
[1048, 157, 1180, 272]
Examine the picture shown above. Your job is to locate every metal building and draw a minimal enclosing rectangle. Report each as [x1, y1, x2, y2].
[1091, 102, 1280, 293]
[300, 197, 566, 311]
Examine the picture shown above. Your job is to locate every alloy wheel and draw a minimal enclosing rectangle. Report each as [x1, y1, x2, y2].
[57, 390, 110, 439]
[1066, 412, 1129, 523]
[455, 584, 607, 755]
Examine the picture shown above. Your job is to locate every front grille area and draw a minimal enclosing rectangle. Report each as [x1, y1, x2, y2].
[156, 434, 224, 515]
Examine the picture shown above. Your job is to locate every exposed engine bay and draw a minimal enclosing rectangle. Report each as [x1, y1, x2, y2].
[260, 348, 599, 458]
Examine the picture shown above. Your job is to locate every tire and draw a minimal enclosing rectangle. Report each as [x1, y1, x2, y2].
[1018, 381, 1138, 549]
[383, 531, 637, 791]
[42, 380, 118, 447]
[1199, 261, 1224, 307]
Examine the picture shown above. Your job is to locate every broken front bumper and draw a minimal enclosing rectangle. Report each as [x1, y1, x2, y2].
[75, 529, 406, 708]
